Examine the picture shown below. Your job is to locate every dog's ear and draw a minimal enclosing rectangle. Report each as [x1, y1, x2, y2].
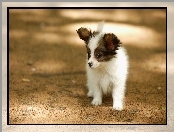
[103, 33, 121, 51]
[76, 27, 92, 44]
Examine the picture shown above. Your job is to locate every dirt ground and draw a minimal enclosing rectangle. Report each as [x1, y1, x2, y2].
[9, 9, 166, 124]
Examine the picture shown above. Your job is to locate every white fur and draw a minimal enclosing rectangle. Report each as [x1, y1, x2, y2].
[96, 21, 104, 32]
[86, 22, 129, 111]
[88, 33, 103, 69]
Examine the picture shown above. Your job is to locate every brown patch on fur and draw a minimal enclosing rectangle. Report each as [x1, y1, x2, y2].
[76, 27, 92, 44]
[92, 31, 99, 37]
[94, 36, 117, 62]
[103, 33, 121, 51]
[86, 45, 91, 59]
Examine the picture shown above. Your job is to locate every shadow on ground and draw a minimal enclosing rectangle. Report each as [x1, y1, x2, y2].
[9, 9, 166, 124]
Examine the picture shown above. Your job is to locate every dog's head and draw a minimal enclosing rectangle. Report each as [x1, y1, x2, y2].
[76, 22, 121, 69]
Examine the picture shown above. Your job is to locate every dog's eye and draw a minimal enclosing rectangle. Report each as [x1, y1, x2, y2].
[96, 53, 102, 59]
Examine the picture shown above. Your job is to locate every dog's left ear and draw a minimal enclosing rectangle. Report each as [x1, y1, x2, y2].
[103, 33, 121, 51]
[76, 27, 92, 44]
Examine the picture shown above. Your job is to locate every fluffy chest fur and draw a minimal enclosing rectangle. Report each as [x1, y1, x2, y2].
[86, 47, 128, 95]
[86, 65, 113, 94]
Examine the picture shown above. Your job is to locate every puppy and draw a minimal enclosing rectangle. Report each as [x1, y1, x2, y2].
[76, 21, 129, 110]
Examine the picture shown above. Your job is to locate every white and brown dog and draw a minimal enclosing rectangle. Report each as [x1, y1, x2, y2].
[77, 21, 129, 110]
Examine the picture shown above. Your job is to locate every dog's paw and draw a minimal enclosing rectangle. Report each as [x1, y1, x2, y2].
[87, 91, 93, 97]
[91, 98, 102, 106]
[113, 102, 123, 111]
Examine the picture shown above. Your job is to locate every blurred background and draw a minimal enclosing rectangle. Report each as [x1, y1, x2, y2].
[9, 9, 166, 74]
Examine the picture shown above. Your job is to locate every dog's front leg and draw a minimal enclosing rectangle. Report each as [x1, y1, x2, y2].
[112, 85, 125, 111]
[89, 82, 102, 106]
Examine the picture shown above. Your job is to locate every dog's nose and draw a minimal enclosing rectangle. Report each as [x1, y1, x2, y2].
[88, 62, 93, 67]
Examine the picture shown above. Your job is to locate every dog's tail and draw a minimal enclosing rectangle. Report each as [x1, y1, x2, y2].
[96, 21, 104, 32]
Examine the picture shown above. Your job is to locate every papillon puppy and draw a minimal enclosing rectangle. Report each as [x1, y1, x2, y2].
[76, 21, 129, 110]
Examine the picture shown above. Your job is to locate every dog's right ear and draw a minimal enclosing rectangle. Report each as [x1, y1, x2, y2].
[76, 27, 92, 44]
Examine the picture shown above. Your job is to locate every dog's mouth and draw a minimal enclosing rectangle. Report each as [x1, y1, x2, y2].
[89, 66, 98, 69]
[88, 62, 101, 69]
